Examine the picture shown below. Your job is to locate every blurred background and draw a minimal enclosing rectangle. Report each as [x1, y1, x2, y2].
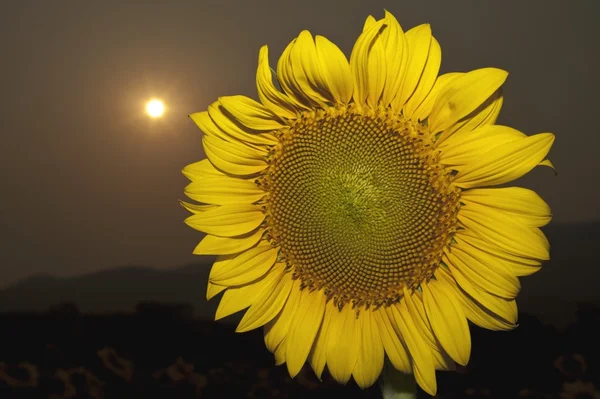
[1, 0, 599, 398]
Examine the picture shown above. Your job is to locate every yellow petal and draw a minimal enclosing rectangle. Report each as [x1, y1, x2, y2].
[206, 281, 226, 300]
[458, 207, 549, 261]
[179, 200, 217, 214]
[454, 133, 555, 188]
[462, 187, 551, 227]
[182, 159, 225, 181]
[184, 176, 265, 205]
[363, 15, 376, 31]
[215, 281, 264, 320]
[274, 337, 287, 365]
[236, 265, 292, 332]
[437, 265, 517, 330]
[264, 279, 302, 352]
[454, 230, 542, 276]
[350, 19, 387, 107]
[402, 35, 441, 120]
[412, 72, 463, 122]
[435, 88, 503, 146]
[394, 24, 432, 110]
[373, 308, 412, 373]
[445, 245, 521, 299]
[309, 300, 335, 380]
[315, 35, 354, 104]
[439, 124, 525, 167]
[256, 45, 298, 120]
[380, 11, 408, 109]
[429, 68, 508, 134]
[185, 203, 264, 237]
[289, 30, 332, 107]
[276, 39, 313, 109]
[423, 280, 471, 366]
[189, 111, 231, 143]
[286, 288, 326, 377]
[326, 305, 360, 384]
[208, 103, 278, 145]
[403, 290, 455, 371]
[209, 244, 278, 286]
[218, 95, 284, 131]
[202, 135, 267, 176]
[193, 228, 265, 256]
[353, 310, 384, 389]
[443, 259, 519, 325]
[388, 303, 437, 395]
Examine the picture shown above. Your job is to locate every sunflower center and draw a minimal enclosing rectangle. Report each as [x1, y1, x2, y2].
[261, 105, 460, 310]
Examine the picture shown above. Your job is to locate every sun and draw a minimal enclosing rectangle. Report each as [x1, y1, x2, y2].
[146, 99, 165, 118]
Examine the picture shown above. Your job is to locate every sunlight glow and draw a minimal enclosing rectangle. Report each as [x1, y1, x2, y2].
[146, 99, 165, 118]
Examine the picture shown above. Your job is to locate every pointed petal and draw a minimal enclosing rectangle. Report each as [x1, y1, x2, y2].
[236, 265, 292, 332]
[264, 279, 302, 352]
[218, 95, 284, 130]
[353, 310, 384, 389]
[446, 244, 521, 299]
[403, 290, 456, 371]
[289, 30, 332, 107]
[458, 206, 550, 261]
[184, 176, 264, 205]
[437, 265, 517, 330]
[209, 244, 278, 286]
[454, 133, 555, 188]
[206, 281, 226, 300]
[179, 201, 217, 214]
[202, 135, 267, 176]
[423, 280, 471, 366]
[429, 68, 508, 134]
[276, 38, 313, 109]
[412, 72, 463, 122]
[438, 124, 525, 167]
[182, 159, 225, 181]
[350, 19, 387, 107]
[435, 88, 503, 146]
[309, 299, 335, 379]
[256, 45, 298, 120]
[380, 11, 409, 109]
[403, 34, 441, 119]
[389, 303, 437, 395]
[215, 277, 272, 320]
[185, 203, 264, 237]
[326, 305, 360, 384]
[454, 229, 542, 276]
[208, 103, 278, 145]
[315, 35, 354, 104]
[394, 24, 432, 110]
[193, 228, 265, 256]
[462, 187, 551, 227]
[286, 288, 326, 377]
[374, 308, 412, 373]
[362, 15, 376, 31]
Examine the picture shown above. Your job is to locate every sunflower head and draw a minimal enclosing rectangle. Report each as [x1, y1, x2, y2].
[183, 10, 554, 396]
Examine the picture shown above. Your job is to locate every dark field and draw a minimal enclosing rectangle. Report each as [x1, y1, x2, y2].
[1, 301, 599, 399]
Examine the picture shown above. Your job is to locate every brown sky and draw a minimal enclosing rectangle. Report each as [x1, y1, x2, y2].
[1, 0, 599, 288]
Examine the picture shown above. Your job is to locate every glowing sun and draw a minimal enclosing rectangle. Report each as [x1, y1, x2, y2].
[146, 99, 165, 118]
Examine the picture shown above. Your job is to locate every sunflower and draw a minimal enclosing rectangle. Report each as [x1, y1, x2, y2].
[182, 11, 554, 396]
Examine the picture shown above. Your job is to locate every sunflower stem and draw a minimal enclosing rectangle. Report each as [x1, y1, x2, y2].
[379, 362, 418, 399]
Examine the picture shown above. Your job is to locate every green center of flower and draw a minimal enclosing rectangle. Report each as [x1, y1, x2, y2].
[261, 105, 460, 310]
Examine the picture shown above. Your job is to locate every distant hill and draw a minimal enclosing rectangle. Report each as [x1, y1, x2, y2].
[0, 260, 220, 320]
[0, 222, 598, 327]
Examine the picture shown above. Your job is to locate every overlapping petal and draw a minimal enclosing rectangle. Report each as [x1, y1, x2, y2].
[429, 68, 508, 134]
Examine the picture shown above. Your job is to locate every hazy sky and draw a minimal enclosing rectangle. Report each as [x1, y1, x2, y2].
[1, 0, 599, 288]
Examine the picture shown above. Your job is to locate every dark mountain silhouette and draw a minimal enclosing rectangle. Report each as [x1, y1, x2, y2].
[0, 259, 221, 320]
[0, 223, 598, 327]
